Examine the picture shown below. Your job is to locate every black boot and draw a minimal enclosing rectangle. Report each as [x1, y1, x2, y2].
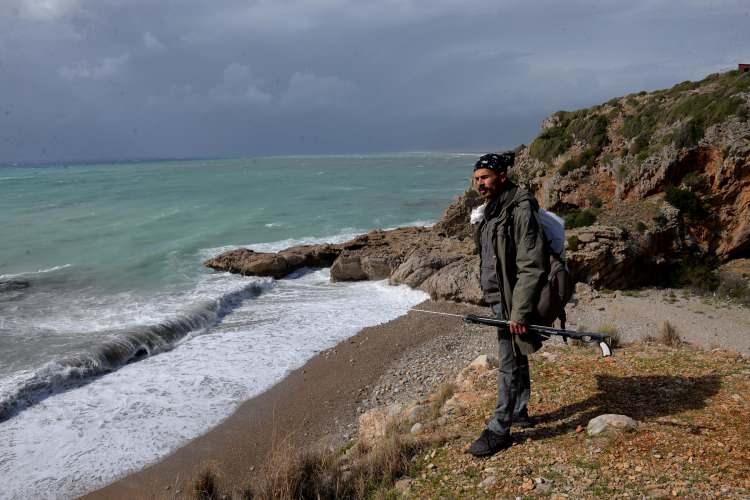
[467, 429, 512, 457]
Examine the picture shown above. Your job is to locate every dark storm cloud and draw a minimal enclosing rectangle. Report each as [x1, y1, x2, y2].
[0, 0, 748, 162]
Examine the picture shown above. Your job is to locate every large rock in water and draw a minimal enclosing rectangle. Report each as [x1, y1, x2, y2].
[203, 244, 341, 278]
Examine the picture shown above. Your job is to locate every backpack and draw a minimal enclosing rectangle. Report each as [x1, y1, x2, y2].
[508, 202, 574, 329]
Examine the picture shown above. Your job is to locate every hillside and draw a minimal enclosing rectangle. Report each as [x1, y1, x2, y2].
[514, 69, 750, 261]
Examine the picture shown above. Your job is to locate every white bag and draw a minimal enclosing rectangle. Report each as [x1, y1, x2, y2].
[539, 208, 565, 258]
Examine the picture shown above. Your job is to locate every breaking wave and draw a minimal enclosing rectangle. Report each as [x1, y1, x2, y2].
[0, 279, 273, 422]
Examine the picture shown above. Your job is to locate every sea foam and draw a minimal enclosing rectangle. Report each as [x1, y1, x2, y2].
[0, 268, 427, 499]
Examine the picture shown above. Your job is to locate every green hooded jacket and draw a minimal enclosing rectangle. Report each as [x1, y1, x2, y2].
[474, 183, 549, 355]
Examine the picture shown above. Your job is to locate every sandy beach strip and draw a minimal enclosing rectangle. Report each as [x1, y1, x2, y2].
[84, 299, 493, 499]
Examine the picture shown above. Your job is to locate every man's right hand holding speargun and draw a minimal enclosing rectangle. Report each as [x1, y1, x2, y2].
[415, 152, 612, 458]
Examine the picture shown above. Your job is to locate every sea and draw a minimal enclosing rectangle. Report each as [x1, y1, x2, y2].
[0, 153, 473, 499]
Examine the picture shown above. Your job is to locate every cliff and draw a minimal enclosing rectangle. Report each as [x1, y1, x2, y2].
[514, 69, 750, 260]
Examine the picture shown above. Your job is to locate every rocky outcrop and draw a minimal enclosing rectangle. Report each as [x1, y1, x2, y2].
[329, 228, 432, 282]
[203, 201, 699, 298]
[513, 70, 750, 260]
[431, 191, 483, 240]
[204, 244, 341, 278]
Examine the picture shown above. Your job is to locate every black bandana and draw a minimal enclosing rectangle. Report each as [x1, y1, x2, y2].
[474, 151, 515, 172]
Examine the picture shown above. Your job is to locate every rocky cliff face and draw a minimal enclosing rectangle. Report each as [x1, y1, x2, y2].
[514, 69, 750, 260]
[205, 70, 749, 301]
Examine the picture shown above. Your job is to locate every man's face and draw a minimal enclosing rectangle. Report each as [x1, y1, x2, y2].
[473, 168, 507, 202]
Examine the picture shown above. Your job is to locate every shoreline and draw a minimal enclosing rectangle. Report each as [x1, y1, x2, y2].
[83, 285, 750, 498]
[84, 299, 487, 499]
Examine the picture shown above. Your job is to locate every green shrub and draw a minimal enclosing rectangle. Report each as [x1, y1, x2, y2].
[671, 256, 719, 292]
[559, 158, 580, 176]
[564, 209, 598, 228]
[575, 115, 610, 152]
[615, 163, 629, 183]
[672, 118, 707, 149]
[668, 80, 700, 95]
[629, 133, 650, 155]
[529, 126, 572, 162]
[598, 324, 622, 348]
[559, 147, 599, 176]
[652, 213, 668, 226]
[737, 105, 749, 121]
[588, 194, 603, 209]
[567, 235, 580, 252]
[665, 186, 706, 219]
[681, 171, 702, 189]
[716, 272, 750, 306]
[668, 93, 744, 127]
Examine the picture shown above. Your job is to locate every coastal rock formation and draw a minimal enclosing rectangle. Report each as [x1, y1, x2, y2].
[431, 191, 483, 240]
[204, 244, 340, 278]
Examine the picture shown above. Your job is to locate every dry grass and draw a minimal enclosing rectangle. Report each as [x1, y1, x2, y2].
[429, 382, 456, 419]
[193, 421, 440, 499]
[597, 323, 621, 349]
[658, 320, 681, 346]
[404, 342, 750, 498]
[193, 468, 220, 500]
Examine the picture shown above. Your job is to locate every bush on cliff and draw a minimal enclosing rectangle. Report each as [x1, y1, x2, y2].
[529, 125, 572, 162]
[665, 186, 706, 219]
[564, 208, 598, 229]
[672, 120, 705, 148]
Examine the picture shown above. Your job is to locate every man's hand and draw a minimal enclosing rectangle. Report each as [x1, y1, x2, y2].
[509, 320, 527, 335]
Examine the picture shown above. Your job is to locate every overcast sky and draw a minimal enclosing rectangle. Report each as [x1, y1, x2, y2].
[0, 0, 748, 163]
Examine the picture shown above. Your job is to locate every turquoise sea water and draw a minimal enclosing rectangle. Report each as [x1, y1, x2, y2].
[0, 153, 473, 498]
[1, 154, 470, 291]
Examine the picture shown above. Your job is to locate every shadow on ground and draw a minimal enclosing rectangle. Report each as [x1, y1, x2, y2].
[523, 374, 722, 440]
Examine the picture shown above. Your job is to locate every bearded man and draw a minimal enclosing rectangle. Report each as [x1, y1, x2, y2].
[467, 151, 548, 457]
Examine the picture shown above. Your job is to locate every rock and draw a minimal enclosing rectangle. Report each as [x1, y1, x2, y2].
[520, 477, 535, 492]
[330, 253, 369, 281]
[587, 414, 639, 436]
[454, 354, 498, 391]
[357, 403, 403, 446]
[403, 403, 432, 424]
[389, 251, 463, 288]
[440, 391, 483, 416]
[645, 487, 671, 499]
[469, 354, 499, 370]
[478, 476, 497, 489]
[539, 351, 559, 363]
[410, 422, 423, 434]
[204, 244, 340, 278]
[574, 282, 599, 303]
[420, 256, 484, 304]
[432, 193, 483, 240]
[394, 478, 412, 494]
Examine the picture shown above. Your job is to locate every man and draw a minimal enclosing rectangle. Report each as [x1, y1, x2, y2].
[468, 151, 548, 457]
